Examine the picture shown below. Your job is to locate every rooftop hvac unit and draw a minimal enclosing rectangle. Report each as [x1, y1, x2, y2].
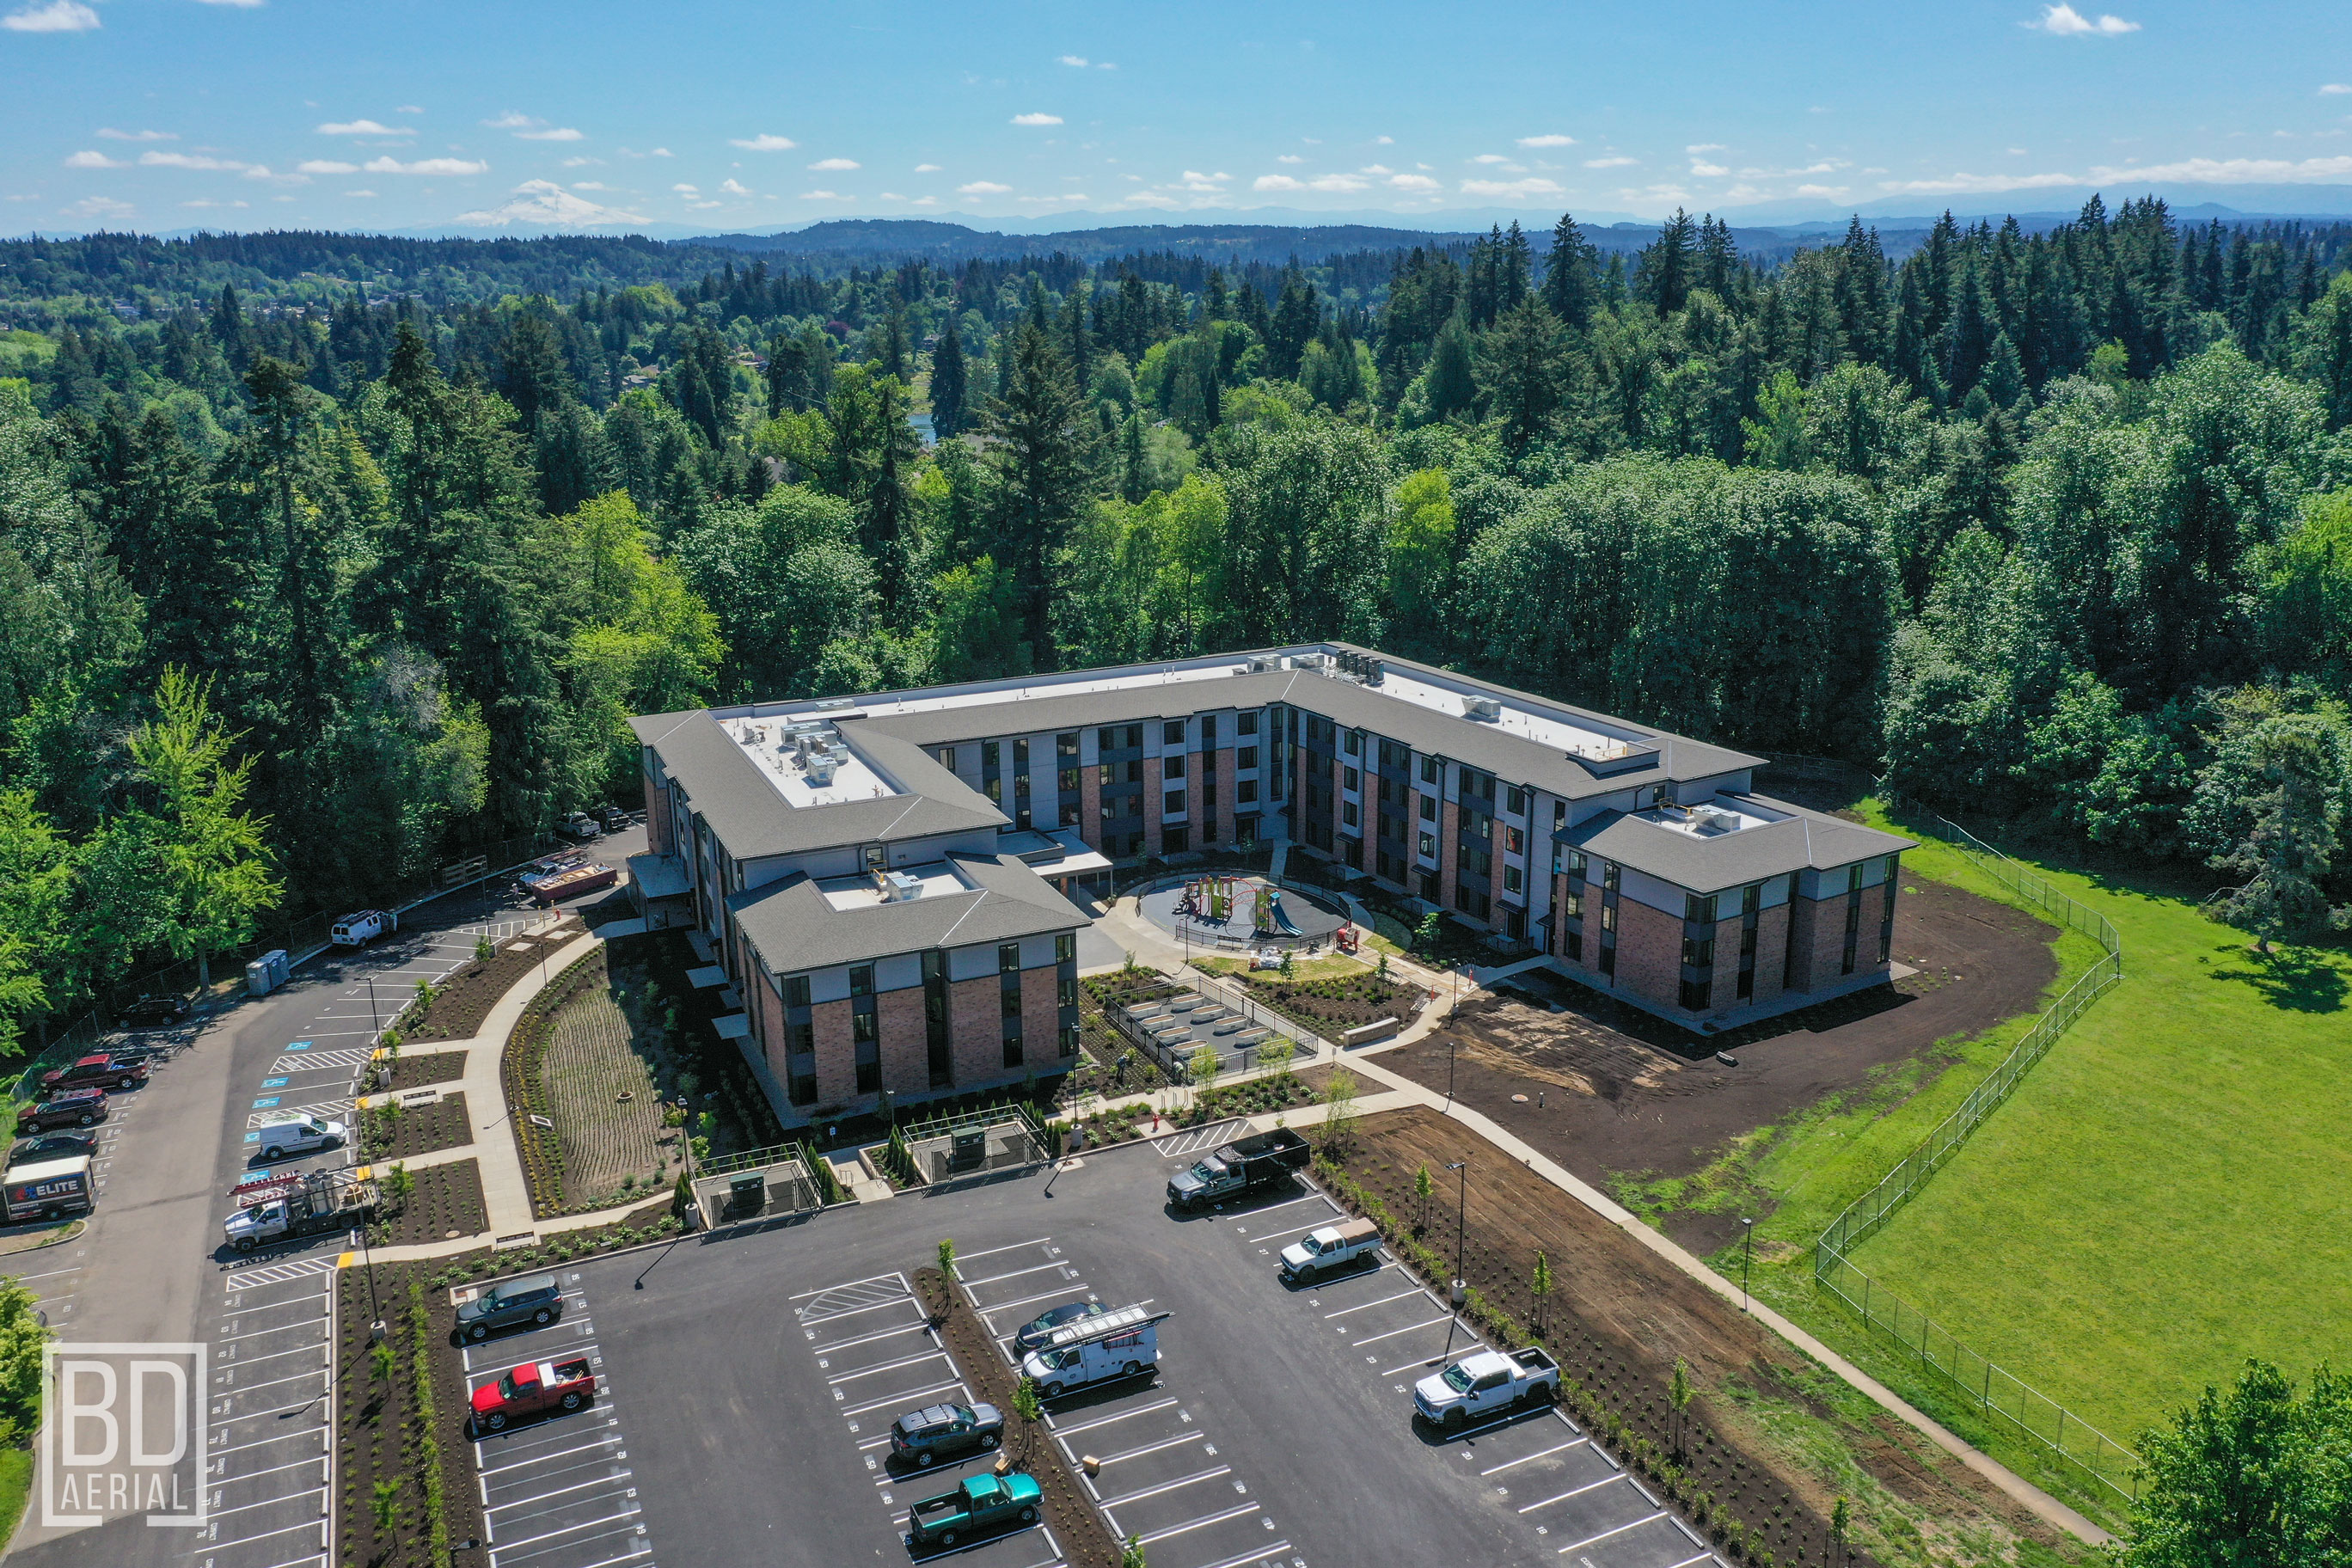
[881, 871, 923, 903]
[1688, 805, 1740, 835]
[1364, 658, 1385, 686]
[805, 752, 839, 787]
[1463, 696, 1503, 721]
[1246, 656, 1275, 674]
[1294, 652, 1329, 671]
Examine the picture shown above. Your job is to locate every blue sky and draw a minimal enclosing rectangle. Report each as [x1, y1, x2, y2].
[6, 0, 2352, 235]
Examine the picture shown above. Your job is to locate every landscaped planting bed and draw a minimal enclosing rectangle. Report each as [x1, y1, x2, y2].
[360, 1092, 472, 1161]
[334, 1268, 480, 1568]
[1216, 964, 1419, 1041]
[1073, 970, 1173, 1095]
[366, 1159, 487, 1248]
[1314, 1109, 2074, 1568]
[385, 1050, 467, 1091]
[1176, 1068, 1315, 1126]
[395, 919, 581, 1044]
[539, 964, 677, 1203]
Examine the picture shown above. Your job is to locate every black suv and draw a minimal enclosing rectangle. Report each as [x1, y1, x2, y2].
[1013, 1301, 1106, 1353]
[18, 1089, 107, 1132]
[455, 1272, 564, 1341]
[117, 994, 191, 1028]
[9, 1131, 97, 1166]
[889, 1402, 1004, 1467]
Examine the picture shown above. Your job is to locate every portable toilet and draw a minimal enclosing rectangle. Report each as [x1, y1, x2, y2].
[245, 949, 290, 997]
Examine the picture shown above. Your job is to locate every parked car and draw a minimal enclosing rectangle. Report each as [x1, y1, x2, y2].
[330, 910, 397, 947]
[42, 1054, 149, 1093]
[514, 849, 588, 892]
[1165, 1128, 1310, 1210]
[554, 812, 603, 843]
[593, 804, 628, 832]
[470, 1358, 596, 1433]
[888, 1401, 1003, 1467]
[1412, 1346, 1562, 1431]
[9, 1131, 97, 1167]
[252, 1112, 345, 1161]
[455, 1271, 565, 1341]
[17, 1089, 107, 1133]
[1012, 1300, 1106, 1354]
[905, 1473, 1040, 1549]
[1279, 1218, 1383, 1283]
[224, 1171, 377, 1252]
[115, 993, 191, 1028]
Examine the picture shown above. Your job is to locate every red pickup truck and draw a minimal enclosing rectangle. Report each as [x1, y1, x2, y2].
[470, 1358, 596, 1433]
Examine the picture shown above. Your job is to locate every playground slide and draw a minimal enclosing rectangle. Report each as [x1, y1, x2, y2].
[1265, 891, 1305, 937]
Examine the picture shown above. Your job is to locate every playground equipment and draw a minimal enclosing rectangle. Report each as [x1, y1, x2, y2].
[1265, 890, 1306, 938]
[1178, 876, 1239, 924]
[1336, 925, 1359, 954]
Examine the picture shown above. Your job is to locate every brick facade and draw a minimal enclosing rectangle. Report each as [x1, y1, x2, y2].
[752, 973, 787, 1085]
[1749, 902, 1790, 1006]
[1612, 897, 1682, 1008]
[1080, 763, 1103, 853]
[644, 762, 671, 855]
[946, 976, 1004, 1086]
[808, 998, 859, 1108]
[1437, 799, 1460, 910]
[1211, 744, 1236, 846]
[1019, 969, 1062, 1069]
[877, 986, 929, 1096]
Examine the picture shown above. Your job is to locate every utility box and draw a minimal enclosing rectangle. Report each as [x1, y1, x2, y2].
[726, 1171, 765, 1217]
[950, 1127, 987, 1173]
[245, 949, 290, 997]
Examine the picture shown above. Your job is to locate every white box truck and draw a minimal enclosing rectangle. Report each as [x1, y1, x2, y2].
[1018, 1303, 1169, 1398]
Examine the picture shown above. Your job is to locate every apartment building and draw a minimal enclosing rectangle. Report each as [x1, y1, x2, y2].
[629, 643, 1912, 1127]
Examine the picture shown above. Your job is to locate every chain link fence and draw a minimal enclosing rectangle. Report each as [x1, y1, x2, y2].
[1809, 790, 2140, 1505]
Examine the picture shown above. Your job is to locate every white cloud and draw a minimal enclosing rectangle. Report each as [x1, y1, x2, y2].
[1276, 154, 1304, 164]
[2322, 83, 2352, 95]
[181, 198, 250, 209]
[1471, 153, 1510, 164]
[456, 179, 646, 228]
[518, 127, 583, 142]
[1255, 175, 1303, 191]
[1180, 169, 1230, 185]
[648, 147, 673, 157]
[1517, 133, 1576, 148]
[364, 156, 489, 175]
[1690, 160, 1730, 177]
[396, 105, 423, 114]
[1795, 183, 1850, 199]
[4, 1, 100, 32]
[1097, 61, 1116, 70]
[2026, 3, 2139, 34]
[1687, 143, 1727, 153]
[720, 178, 750, 195]
[1877, 169, 2088, 194]
[1360, 163, 1393, 175]
[1011, 113, 1063, 126]
[1461, 176, 1565, 198]
[318, 119, 409, 137]
[729, 133, 797, 151]
[911, 195, 940, 206]
[798, 189, 849, 200]
[672, 183, 698, 193]
[344, 189, 377, 197]
[1387, 173, 1442, 193]
[64, 150, 127, 168]
[958, 180, 1012, 194]
[482, 113, 535, 128]
[914, 162, 942, 173]
[572, 181, 605, 190]
[193, 0, 265, 9]
[97, 128, 175, 142]
[808, 156, 859, 171]
[296, 159, 359, 175]
[142, 150, 250, 170]
[560, 156, 602, 168]
[1121, 191, 1182, 210]
[1583, 156, 1637, 168]
[1057, 54, 1088, 66]
[2097, 153, 2352, 182]
[63, 196, 133, 219]
[879, 191, 905, 201]
[1375, 134, 1394, 144]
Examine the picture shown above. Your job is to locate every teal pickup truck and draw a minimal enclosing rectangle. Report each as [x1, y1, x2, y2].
[905, 1471, 1041, 1549]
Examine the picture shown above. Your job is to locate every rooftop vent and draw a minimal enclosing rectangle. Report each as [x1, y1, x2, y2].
[1246, 656, 1276, 674]
[1687, 804, 1741, 835]
[880, 871, 924, 903]
[804, 751, 840, 787]
[1463, 696, 1503, 722]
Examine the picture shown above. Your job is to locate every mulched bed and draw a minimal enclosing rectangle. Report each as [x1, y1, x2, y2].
[367, 1160, 488, 1248]
[916, 1266, 1124, 1568]
[386, 1050, 468, 1091]
[334, 1201, 684, 1568]
[1179, 1069, 1316, 1126]
[395, 919, 583, 1044]
[1318, 1109, 2073, 1568]
[1377, 874, 2061, 1254]
[361, 1093, 472, 1162]
[1219, 966, 1420, 1042]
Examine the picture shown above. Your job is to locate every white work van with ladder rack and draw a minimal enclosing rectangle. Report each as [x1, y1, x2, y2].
[1019, 1303, 1170, 1397]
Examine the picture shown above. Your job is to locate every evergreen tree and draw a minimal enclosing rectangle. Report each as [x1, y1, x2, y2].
[982, 325, 1097, 665]
[1541, 213, 1602, 331]
[1634, 209, 1698, 317]
[929, 317, 969, 440]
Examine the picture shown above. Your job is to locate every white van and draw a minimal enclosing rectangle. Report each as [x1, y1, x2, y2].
[254, 1113, 346, 1161]
[330, 910, 397, 947]
[1018, 1303, 1169, 1398]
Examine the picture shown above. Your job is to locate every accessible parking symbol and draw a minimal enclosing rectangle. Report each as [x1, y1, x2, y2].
[40, 1342, 206, 1529]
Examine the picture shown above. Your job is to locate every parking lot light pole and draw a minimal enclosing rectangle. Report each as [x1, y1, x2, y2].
[1439, 1160, 1468, 1364]
[1740, 1216, 1755, 1312]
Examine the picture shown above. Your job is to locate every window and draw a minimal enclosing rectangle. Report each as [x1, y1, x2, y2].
[1057, 732, 1079, 759]
[1419, 794, 1436, 822]
[1238, 712, 1259, 736]
[1201, 714, 1218, 745]
[1685, 893, 1718, 926]
[1001, 985, 1022, 1017]
[1566, 932, 1583, 961]
[1565, 890, 1583, 920]
[852, 1009, 879, 1042]
[984, 777, 1001, 804]
[1565, 850, 1588, 879]
[1507, 787, 1528, 815]
[1055, 932, 1076, 963]
[1342, 801, 1359, 828]
[1125, 759, 1143, 784]
[1418, 831, 1436, 859]
[1237, 745, 1258, 770]
[1680, 978, 1713, 1012]
[1059, 801, 1081, 828]
[1419, 871, 1441, 902]
[1099, 763, 1115, 789]
[1014, 772, 1031, 798]
[1058, 768, 1081, 793]
[788, 1022, 815, 1054]
[1554, 800, 1568, 827]
[1505, 826, 1523, 855]
[1602, 862, 1620, 892]
[1601, 903, 1617, 933]
[982, 741, 999, 771]
[1164, 752, 1186, 781]
[1058, 976, 1078, 1008]
[1124, 725, 1142, 748]
[998, 943, 1020, 973]
[1002, 1033, 1024, 1069]
[1060, 1024, 1081, 1058]
[1504, 865, 1522, 893]
[1419, 756, 1439, 784]
[850, 965, 873, 997]
[1343, 730, 1361, 756]
[1164, 788, 1186, 817]
[1848, 862, 1866, 893]
[1164, 720, 1185, 746]
[934, 746, 957, 770]
[1344, 766, 1359, 791]
[784, 975, 811, 1009]
[1238, 779, 1258, 804]
[1098, 726, 1120, 750]
[1884, 853, 1902, 883]
[1598, 943, 1616, 977]
[1163, 825, 1190, 854]
[1682, 936, 1716, 968]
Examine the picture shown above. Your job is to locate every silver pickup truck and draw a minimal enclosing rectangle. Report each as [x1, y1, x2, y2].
[1413, 1345, 1562, 1430]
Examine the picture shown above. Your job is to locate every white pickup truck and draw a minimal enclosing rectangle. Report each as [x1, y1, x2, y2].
[1413, 1346, 1562, 1430]
[1279, 1217, 1382, 1283]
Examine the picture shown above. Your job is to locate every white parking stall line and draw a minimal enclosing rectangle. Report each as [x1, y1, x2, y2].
[1242, 1219, 1333, 1243]
[1095, 1465, 1230, 1510]
[1345, 1314, 1455, 1347]
[1324, 1288, 1426, 1319]
[1380, 1346, 1474, 1377]
[1048, 1396, 1179, 1436]
[1133, 1501, 1260, 1545]
[218, 1319, 328, 1344]
[839, 1381, 966, 1418]
[243, 1553, 329, 1568]
[790, 1271, 906, 1301]
[542, 1550, 651, 1568]
[217, 1454, 330, 1487]
[485, 1504, 642, 1553]
[205, 1519, 329, 1552]
[222, 1397, 332, 1423]
[469, 1343, 603, 1388]
[812, 1321, 929, 1356]
[1484, 1435, 1589, 1474]
[950, 1236, 1056, 1263]
[1658, 1553, 1718, 1568]
[977, 1283, 1104, 1320]
[222, 1365, 332, 1397]
[1097, 1431, 1202, 1467]
[1191, 1546, 1294, 1568]
[5, 1263, 85, 1283]
[223, 1341, 332, 1369]
[205, 1483, 328, 1520]
[1556, 1512, 1669, 1554]
[825, 1351, 947, 1385]
[479, 1431, 622, 1477]
[486, 1470, 634, 1515]
[956, 1259, 1071, 1288]
[1228, 1193, 1328, 1218]
[797, 1295, 919, 1326]
[1517, 1473, 1626, 1514]
[210, 1427, 330, 1461]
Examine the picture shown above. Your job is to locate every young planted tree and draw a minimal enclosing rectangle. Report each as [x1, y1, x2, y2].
[1415, 1164, 1435, 1234]
[1121, 1535, 1148, 1568]
[1319, 1067, 1360, 1151]
[1256, 1036, 1294, 1080]
[936, 1237, 959, 1306]
[1413, 912, 1442, 958]
[1668, 1356, 1692, 1458]
[1533, 1251, 1556, 1342]
[1188, 1043, 1221, 1105]
[1829, 1498, 1850, 1568]
[1011, 1374, 1044, 1462]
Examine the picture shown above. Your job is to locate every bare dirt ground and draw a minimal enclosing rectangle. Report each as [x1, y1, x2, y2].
[1331, 1109, 2080, 1568]
[1377, 877, 2059, 1253]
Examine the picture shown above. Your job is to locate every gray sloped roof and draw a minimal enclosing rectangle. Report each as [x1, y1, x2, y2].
[628, 710, 1005, 861]
[727, 851, 1087, 974]
[1554, 794, 1915, 895]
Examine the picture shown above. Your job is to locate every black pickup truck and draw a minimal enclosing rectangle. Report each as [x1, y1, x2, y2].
[1166, 1127, 1310, 1210]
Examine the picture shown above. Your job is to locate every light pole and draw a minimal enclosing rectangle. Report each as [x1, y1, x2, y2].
[1438, 1161, 1468, 1365]
[1445, 1033, 1457, 1115]
[366, 974, 380, 1039]
[1740, 1216, 1755, 1312]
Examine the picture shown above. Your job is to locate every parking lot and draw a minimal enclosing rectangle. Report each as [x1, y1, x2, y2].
[556, 1133, 1729, 1568]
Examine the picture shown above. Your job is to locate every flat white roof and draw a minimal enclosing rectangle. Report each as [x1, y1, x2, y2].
[1633, 795, 1790, 839]
[1372, 668, 1649, 763]
[724, 716, 899, 809]
[816, 864, 971, 912]
[853, 658, 1259, 719]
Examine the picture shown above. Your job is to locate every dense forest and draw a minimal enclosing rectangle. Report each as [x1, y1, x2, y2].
[3, 195, 2351, 1050]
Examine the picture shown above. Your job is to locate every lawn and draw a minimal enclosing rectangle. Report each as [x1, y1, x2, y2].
[1729, 801, 2352, 1467]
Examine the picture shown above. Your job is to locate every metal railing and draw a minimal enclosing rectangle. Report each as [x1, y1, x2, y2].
[1810, 794, 2141, 1504]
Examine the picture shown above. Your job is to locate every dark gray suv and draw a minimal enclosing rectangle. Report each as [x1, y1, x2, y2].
[456, 1272, 564, 1341]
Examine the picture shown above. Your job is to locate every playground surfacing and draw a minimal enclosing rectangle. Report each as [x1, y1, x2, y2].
[1137, 874, 1351, 946]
